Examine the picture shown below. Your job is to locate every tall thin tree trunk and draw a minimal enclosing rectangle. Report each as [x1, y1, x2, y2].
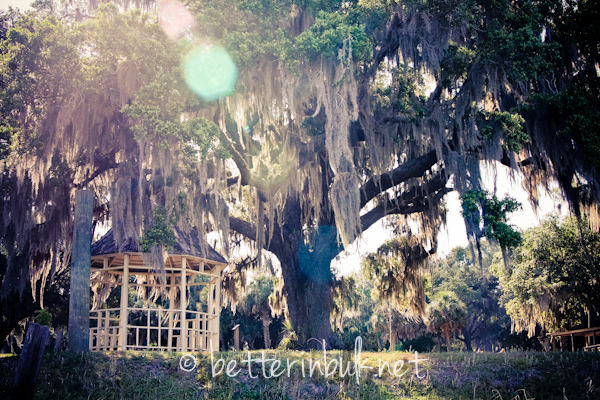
[389, 308, 393, 350]
[68, 190, 94, 353]
[463, 328, 473, 352]
[261, 311, 271, 349]
[388, 308, 396, 351]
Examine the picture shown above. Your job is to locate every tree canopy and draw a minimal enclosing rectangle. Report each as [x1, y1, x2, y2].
[1, 0, 599, 347]
[492, 215, 600, 336]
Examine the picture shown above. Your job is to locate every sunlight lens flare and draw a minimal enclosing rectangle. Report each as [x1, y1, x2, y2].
[158, 0, 196, 40]
[184, 46, 237, 101]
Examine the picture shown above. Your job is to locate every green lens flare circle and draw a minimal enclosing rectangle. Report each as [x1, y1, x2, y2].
[184, 46, 237, 101]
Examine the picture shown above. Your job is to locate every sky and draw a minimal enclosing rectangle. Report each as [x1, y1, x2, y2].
[332, 162, 566, 275]
[1, 0, 567, 275]
[0, 0, 32, 12]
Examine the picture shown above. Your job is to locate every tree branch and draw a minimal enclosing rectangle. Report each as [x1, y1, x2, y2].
[366, 13, 402, 79]
[360, 175, 451, 232]
[360, 149, 439, 208]
[381, 115, 410, 125]
[75, 150, 118, 189]
[229, 215, 284, 253]
[229, 217, 257, 242]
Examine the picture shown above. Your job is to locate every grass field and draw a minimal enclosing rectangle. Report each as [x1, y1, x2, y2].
[1, 349, 599, 399]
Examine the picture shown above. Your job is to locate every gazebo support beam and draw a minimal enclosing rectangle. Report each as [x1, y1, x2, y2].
[181, 257, 187, 352]
[120, 254, 129, 351]
[214, 265, 221, 350]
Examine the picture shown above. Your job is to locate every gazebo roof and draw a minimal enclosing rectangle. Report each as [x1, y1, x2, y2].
[90, 227, 228, 265]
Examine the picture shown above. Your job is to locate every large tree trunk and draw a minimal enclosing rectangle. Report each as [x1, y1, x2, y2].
[228, 148, 444, 350]
[274, 234, 341, 348]
[268, 199, 342, 349]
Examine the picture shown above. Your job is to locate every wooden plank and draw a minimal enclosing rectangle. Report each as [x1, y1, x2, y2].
[91, 265, 125, 272]
[120, 254, 129, 351]
[12, 323, 50, 400]
[207, 275, 214, 349]
[90, 280, 121, 285]
[214, 264, 221, 352]
[168, 311, 173, 351]
[103, 311, 109, 351]
[233, 324, 240, 351]
[68, 190, 94, 353]
[147, 310, 150, 348]
[128, 283, 179, 288]
[181, 257, 187, 352]
[202, 314, 207, 351]
[548, 327, 600, 336]
[91, 267, 218, 275]
[111, 328, 117, 350]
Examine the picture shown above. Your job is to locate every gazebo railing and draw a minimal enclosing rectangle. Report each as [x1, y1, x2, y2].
[90, 308, 218, 352]
[90, 308, 121, 351]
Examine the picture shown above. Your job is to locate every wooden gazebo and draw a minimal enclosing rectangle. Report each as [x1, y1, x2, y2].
[547, 327, 600, 351]
[88, 228, 227, 353]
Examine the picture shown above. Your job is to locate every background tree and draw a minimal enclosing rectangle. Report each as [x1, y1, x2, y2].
[331, 273, 381, 351]
[432, 241, 512, 351]
[1, 0, 600, 350]
[492, 215, 600, 337]
[219, 306, 263, 350]
[236, 274, 277, 349]
[0, 4, 228, 341]
[460, 191, 522, 267]
[426, 291, 467, 352]
[370, 303, 421, 351]
[362, 236, 433, 317]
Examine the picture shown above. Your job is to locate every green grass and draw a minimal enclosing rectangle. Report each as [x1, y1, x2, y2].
[1, 350, 599, 399]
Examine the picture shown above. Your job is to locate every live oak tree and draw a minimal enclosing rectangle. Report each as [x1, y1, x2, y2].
[0, 4, 228, 340]
[492, 215, 600, 336]
[1, 0, 599, 347]
[432, 242, 510, 352]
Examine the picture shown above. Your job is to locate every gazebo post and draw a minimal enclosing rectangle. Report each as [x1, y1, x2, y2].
[168, 273, 173, 350]
[103, 257, 109, 350]
[214, 265, 221, 350]
[120, 253, 129, 351]
[208, 274, 214, 350]
[181, 257, 187, 352]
